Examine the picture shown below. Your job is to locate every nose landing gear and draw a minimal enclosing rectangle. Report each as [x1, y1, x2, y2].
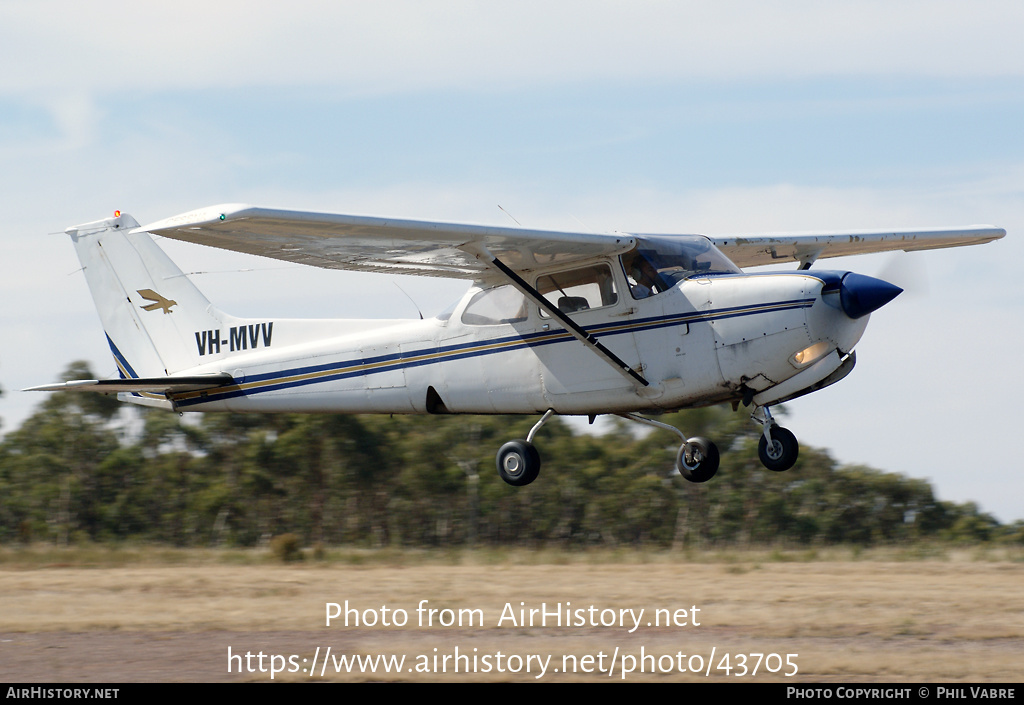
[752, 406, 799, 472]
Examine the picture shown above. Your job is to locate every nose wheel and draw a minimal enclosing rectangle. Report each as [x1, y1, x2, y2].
[753, 407, 799, 472]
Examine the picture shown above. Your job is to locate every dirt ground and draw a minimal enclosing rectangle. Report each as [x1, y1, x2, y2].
[1, 553, 1022, 682]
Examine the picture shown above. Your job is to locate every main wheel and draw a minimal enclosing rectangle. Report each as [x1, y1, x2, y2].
[496, 440, 541, 486]
[676, 437, 720, 483]
[758, 426, 799, 472]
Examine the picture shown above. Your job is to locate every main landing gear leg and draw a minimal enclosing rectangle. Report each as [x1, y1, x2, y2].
[495, 409, 554, 486]
[620, 413, 720, 483]
[752, 406, 799, 472]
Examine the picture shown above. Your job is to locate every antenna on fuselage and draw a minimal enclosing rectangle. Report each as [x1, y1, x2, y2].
[393, 281, 424, 320]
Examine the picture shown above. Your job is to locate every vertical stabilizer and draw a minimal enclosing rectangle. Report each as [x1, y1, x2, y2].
[67, 212, 231, 378]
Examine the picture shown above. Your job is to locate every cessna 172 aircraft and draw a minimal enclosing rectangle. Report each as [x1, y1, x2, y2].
[29, 205, 1003, 486]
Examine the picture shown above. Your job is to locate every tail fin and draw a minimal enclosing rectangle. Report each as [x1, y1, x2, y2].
[67, 212, 235, 378]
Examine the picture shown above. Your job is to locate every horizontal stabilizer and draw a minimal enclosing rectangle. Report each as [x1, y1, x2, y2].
[25, 373, 234, 394]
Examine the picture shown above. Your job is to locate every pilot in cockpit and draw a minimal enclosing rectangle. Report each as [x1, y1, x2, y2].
[622, 251, 665, 299]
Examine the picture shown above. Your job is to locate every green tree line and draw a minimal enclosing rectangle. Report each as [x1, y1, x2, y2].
[1, 362, 1020, 548]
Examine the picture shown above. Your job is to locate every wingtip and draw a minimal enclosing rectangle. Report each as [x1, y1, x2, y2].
[136, 203, 254, 234]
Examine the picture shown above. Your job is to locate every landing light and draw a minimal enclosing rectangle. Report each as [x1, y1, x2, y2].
[790, 341, 829, 368]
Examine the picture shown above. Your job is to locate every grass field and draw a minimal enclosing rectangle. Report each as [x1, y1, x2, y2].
[1, 545, 1022, 682]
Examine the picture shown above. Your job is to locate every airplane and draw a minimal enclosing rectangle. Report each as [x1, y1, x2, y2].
[28, 204, 1004, 486]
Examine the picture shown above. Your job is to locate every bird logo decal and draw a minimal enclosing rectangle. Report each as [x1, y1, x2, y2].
[137, 289, 177, 314]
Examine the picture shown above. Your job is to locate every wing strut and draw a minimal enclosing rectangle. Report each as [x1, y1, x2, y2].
[480, 250, 649, 388]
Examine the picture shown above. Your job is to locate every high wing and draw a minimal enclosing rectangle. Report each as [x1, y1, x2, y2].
[142, 205, 1004, 276]
[139, 204, 636, 277]
[705, 226, 1005, 270]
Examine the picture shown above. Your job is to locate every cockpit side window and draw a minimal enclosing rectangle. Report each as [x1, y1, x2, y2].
[621, 250, 671, 299]
[536, 264, 618, 317]
[621, 236, 740, 299]
[460, 285, 528, 326]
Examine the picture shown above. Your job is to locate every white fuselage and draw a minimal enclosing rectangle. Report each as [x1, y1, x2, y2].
[162, 268, 868, 417]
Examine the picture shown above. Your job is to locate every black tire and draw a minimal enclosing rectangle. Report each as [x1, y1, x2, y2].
[758, 426, 799, 472]
[677, 437, 720, 483]
[496, 440, 541, 486]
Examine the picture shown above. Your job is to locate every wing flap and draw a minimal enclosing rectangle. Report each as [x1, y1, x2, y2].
[138, 204, 636, 278]
[708, 226, 1005, 269]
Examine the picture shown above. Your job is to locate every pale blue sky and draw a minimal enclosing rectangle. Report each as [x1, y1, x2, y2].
[2, 2, 1022, 521]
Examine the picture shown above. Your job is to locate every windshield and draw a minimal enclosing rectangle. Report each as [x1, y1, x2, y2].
[620, 236, 740, 298]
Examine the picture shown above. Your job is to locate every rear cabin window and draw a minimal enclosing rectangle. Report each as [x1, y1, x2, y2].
[460, 285, 528, 326]
[536, 264, 618, 317]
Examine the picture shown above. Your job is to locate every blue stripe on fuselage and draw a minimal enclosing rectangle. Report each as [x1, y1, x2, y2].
[171, 295, 815, 408]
